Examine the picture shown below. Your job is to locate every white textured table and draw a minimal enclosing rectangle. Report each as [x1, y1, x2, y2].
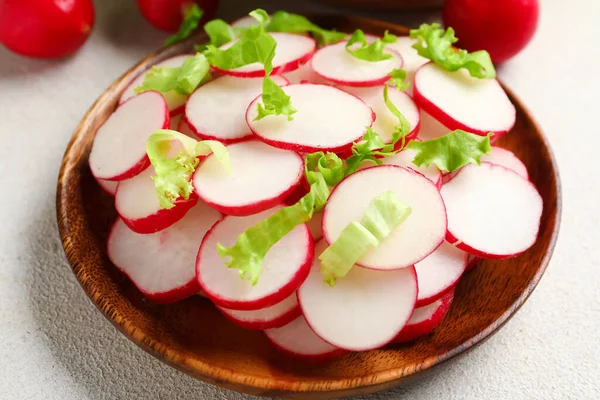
[1, 1, 598, 399]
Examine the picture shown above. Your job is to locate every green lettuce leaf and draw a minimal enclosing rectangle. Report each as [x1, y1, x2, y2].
[346, 29, 393, 62]
[320, 191, 412, 286]
[387, 68, 410, 91]
[382, 30, 398, 44]
[254, 76, 297, 121]
[410, 23, 496, 79]
[164, 3, 204, 46]
[217, 152, 343, 285]
[204, 19, 236, 47]
[407, 129, 492, 172]
[146, 129, 230, 209]
[266, 11, 346, 46]
[134, 53, 211, 96]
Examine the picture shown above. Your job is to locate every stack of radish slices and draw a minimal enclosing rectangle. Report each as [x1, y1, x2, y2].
[89, 24, 543, 363]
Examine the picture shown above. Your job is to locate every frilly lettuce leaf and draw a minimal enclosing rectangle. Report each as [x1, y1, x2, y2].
[204, 19, 236, 47]
[266, 11, 346, 46]
[345, 29, 394, 62]
[134, 53, 211, 96]
[320, 191, 412, 286]
[164, 3, 203, 46]
[387, 68, 410, 91]
[254, 76, 297, 121]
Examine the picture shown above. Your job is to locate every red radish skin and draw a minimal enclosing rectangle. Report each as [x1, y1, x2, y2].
[323, 165, 447, 270]
[0, 0, 94, 59]
[283, 62, 332, 85]
[414, 63, 516, 137]
[246, 84, 375, 153]
[89, 91, 169, 181]
[393, 290, 455, 343]
[196, 206, 313, 310]
[265, 315, 348, 363]
[381, 144, 443, 189]
[466, 254, 481, 271]
[384, 37, 429, 93]
[311, 42, 403, 87]
[136, 0, 218, 32]
[212, 33, 316, 78]
[217, 293, 301, 330]
[177, 115, 200, 138]
[185, 75, 288, 143]
[483, 146, 529, 180]
[298, 239, 418, 351]
[339, 85, 420, 145]
[441, 162, 543, 259]
[107, 202, 222, 303]
[96, 178, 118, 196]
[414, 241, 468, 307]
[120, 55, 193, 116]
[192, 141, 304, 216]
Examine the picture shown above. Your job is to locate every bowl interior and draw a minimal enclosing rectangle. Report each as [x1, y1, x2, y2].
[57, 14, 560, 399]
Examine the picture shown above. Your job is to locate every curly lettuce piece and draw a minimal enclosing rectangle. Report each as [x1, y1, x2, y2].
[134, 53, 211, 96]
[164, 3, 203, 46]
[254, 76, 297, 121]
[266, 11, 346, 46]
[345, 29, 394, 62]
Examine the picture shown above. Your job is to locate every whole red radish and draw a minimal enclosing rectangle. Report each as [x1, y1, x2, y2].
[136, 0, 218, 32]
[442, 0, 539, 64]
[0, 0, 94, 59]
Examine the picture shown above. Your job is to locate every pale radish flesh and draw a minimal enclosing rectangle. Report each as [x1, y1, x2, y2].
[482, 146, 529, 180]
[323, 165, 447, 270]
[218, 292, 301, 330]
[311, 41, 403, 87]
[196, 206, 313, 310]
[89, 91, 169, 181]
[339, 85, 420, 144]
[185, 75, 288, 143]
[393, 290, 454, 343]
[414, 241, 468, 306]
[107, 202, 222, 303]
[120, 54, 192, 115]
[417, 110, 451, 141]
[192, 141, 303, 216]
[230, 15, 258, 29]
[381, 145, 442, 188]
[414, 63, 516, 136]
[283, 62, 332, 85]
[298, 239, 418, 351]
[246, 83, 374, 153]
[265, 315, 347, 362]
[214, 33, 316, 77]
[384, 37, 428, 93]
[441, 163, 543, 258]
[96, 178, 118, 196]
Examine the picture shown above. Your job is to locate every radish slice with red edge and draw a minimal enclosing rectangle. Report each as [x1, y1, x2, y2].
[466, 254, 481, 271]
[339, 85, 420, 145]
[283, 62, 332, 85]
[107, 202, 222, 303]
[414, 241, 468, 306]
[298, 239, 418, 351]
[185, 75, 288, 143]
[482, 146, 529, 180]
[384, 37, 428, 93]
[442, 162, 543, 259]
[265, 315, 348, 363]
[392, 290, 454, 343]
[89, 91, 169, 181]
[414, 63, 516, 137]
[192, 141, 303, 216]
[310, 41, 403, 87]
[381, 144, 442, 188]
[217, 292, 301, 330]
[307, 212, 323, 241]
[246, 83, 374, 153]
[177, 115, 198, 138]
[323, 165, 447, 270]
[96, 178, 118, 196]
[213, 33, 316, 78]
[418, 110, 451, 141]
[196, 206, 313, 310]
[120, 54, 192, 115]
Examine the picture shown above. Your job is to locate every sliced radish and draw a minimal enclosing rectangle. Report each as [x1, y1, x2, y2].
[185, 75, 288, 143]
[115, 166, 198, 234]
[177, 115, 198, 138]
[169, 114, 182, 130]
[246, 83, 374, 153]
[392, 290, 454, 343]
[265, 315, 348, 362]
[414, 241, 468, 306]
[192, 141, 303, 216]
[198, 289, 209, 298]
[306, 212, 323, 241]
[298, 239, 417, 351]
[339, 85, 420, 144]
[96, 178, 118, 196]
[213, 33, 316, 78]
[283, 62, 331, 85]
[310, 41, 403, 87]
[482, 146, 529, 180]
[217, 292, 301, 330]
[384, 37, 428, 93]
[323, 165, 447, 270]
[107, 202, 222, 303]
[418, 110, 451, 141]
[196, 206, 313, 310]
[120, 54, 192, 115]
[466, 254, 481, 271]
[414, 63, 516, 136]
[89, 91, 169, 181]
[382, 144, 442, 188]
[442, 163, 543, 259]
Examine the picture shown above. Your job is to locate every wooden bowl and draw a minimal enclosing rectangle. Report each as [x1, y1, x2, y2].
[56, 14, 561, 400]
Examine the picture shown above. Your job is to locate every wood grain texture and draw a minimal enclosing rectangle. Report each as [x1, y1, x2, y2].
[56, 14, 561, 399]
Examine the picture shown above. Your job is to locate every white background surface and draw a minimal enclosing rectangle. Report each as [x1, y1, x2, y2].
[1, 0, 598, 399]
